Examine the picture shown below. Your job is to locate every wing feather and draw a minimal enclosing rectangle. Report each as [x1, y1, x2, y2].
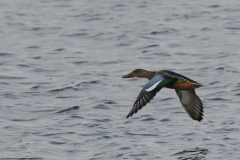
[126, 75, 176, 118]
[175, 89, 204, 122]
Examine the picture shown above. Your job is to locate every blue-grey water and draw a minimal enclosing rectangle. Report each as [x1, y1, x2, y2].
[1, 0, 240, 159]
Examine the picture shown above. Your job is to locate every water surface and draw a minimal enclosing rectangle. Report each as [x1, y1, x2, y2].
[0, 0, 240, 159]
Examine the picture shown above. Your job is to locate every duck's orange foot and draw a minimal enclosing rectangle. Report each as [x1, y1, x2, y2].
[184, 83, 198, 87]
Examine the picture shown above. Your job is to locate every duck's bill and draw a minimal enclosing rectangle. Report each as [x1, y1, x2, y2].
[122, 72, 134, 78]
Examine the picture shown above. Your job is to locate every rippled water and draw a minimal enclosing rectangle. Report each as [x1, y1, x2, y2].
[1, 0, 240, 159]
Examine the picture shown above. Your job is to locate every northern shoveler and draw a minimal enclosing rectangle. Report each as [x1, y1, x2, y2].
[122, 69, 204, 122]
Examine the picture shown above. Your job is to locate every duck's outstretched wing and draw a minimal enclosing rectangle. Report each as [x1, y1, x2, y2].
[126, 75, 176, 118]
[175, 89, 204, 122]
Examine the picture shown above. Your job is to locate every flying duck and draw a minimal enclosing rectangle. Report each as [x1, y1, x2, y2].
[122, 69, 204, 122]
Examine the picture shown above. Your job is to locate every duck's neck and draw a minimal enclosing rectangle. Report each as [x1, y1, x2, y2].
[147, 71, 157, 80]
[142, 70, 157, 80]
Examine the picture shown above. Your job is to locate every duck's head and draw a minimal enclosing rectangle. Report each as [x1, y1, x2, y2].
[122, 69, 149, 78]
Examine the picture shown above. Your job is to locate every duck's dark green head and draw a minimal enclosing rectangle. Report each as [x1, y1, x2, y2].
[122, 69, 150, 79]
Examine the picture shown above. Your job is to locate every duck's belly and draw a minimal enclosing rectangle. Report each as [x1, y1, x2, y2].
[165, 79, 199, 90]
